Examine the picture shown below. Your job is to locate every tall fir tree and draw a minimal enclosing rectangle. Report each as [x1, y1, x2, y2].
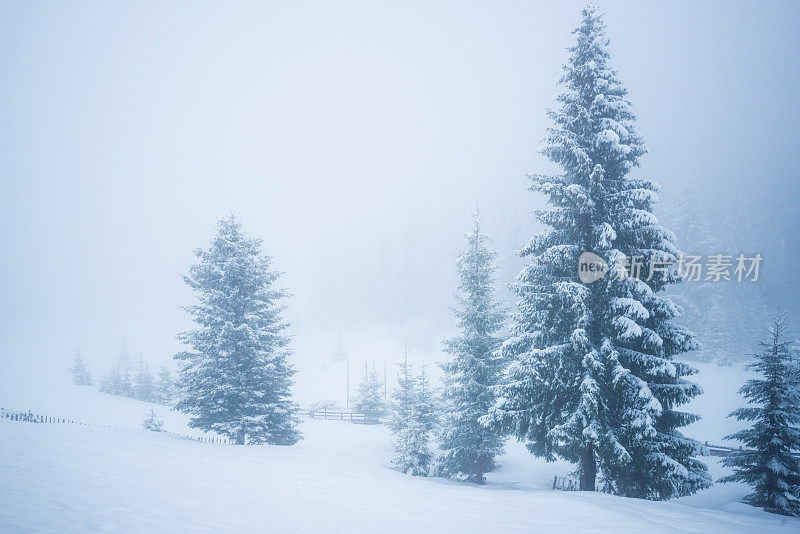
[352, 364, 386, 423]
[389, 352, 435, 476]
[437, 214, 506, 484]
[175, 215, 301, 445]
[719, 313, 800, 516]
[488, 6, 709, 498]
[71, 350, 93, 386]
[389, 352, 420, 473]
[389, 351, 417, 435]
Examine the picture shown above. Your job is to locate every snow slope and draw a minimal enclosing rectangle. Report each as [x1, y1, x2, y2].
[1, 362, 797, 533]
[0, 373, 198, 437]
[2, 417, 797, 533]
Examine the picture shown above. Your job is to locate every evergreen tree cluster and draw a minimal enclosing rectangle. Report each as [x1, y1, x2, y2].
[97, 344, 175, 405]
[385, 215, 506, 484]
[376, 9, 723, 501]
[57, 6, 800, 515]
[71, 351, 93, 386]
[99, 344, 135, 398]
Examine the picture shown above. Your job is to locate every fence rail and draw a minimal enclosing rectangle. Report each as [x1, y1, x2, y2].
[704, 441, 745, 457]
[1, 408, 78, 424]
[552, 475, 579, 491]
[1, 405, 381, 442]
[698, 441, 800, 458]
[296, 408, 381, 424]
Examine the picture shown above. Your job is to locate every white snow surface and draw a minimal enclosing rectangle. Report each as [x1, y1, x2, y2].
[1, 362, 798, 533]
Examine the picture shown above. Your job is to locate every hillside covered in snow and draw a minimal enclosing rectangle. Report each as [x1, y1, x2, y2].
[1, 365, 798, 533]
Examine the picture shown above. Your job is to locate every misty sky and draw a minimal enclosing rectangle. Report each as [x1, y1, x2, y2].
[2, 1, 798, 404]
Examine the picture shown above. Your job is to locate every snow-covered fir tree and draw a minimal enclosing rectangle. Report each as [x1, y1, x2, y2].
[142, 409, 164, 432]
[352, 365, 386, 423]
[389, 352, 416, 433]
[719, 312, 800, 516]
[389, 353, 427, 474]
[417, 363, 437, 436]
[389, 353, 435, 476]
[116, 343, 134, 397]
[437, 214, 506, 484]
[71, 350, 93, 386]
[487, 6, 709, 498]
[134, 358, 156, 402]
[156, 365, 176, 405]
[175, 215, 301, 446]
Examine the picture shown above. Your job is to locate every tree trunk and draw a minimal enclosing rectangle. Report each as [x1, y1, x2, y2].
[579, 445, 596, 491]
[475, 457, 485, 485]
[235, 428, 245, 445]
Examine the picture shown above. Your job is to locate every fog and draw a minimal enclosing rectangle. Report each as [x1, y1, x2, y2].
[1, 1, 798, 405]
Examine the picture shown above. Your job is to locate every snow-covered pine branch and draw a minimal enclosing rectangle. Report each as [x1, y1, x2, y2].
[71, 350, 93, 386]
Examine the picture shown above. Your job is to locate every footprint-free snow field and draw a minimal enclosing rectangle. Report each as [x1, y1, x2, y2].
[1, 373, 798, 534]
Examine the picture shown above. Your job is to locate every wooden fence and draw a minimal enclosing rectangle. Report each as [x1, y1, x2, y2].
[698, 441, 800, 458]
[1, 407, 232, 444]
[3, 407, 783, 454]
[552, 475, 579, 491]
[296, 408, 379, 424]
[1, 405, 381, 442]
[704, 441, 745, 457]
[1, 408, 78, 424]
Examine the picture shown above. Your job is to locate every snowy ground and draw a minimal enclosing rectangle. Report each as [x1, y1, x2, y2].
[1, 362, 798, 533]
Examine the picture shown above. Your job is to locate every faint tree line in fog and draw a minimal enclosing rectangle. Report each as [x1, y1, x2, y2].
[71, 343, 176, 405]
